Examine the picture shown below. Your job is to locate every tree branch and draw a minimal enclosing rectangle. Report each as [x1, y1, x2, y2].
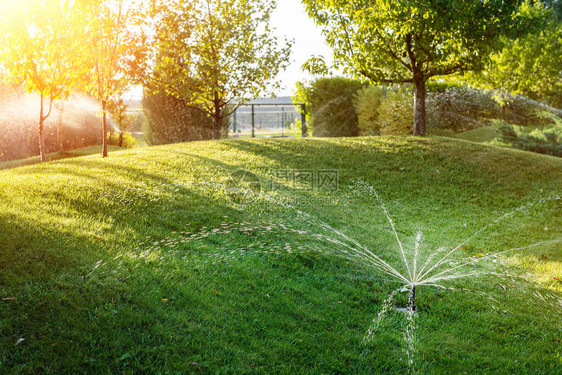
[43, 97, 54, 121]
[374, 28, 412, 71]
[359, 69, 413, 83]
[427, 61, 466, 78]
[405, 33, 418, 72]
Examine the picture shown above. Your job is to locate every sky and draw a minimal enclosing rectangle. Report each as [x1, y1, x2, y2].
[268, 0, 335, 96]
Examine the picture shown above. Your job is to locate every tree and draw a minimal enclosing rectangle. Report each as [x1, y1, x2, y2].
[107, 97, 132, 148]
[1, 1, 81, 162]
[468, 10, 562, 110]
[143, 91, 223, 145]
[543, 0, 562, 19]
[79, 0, 148, 157]
[55, 100, 65, 152]
[302, 0, 545, 135]
[149, 0, 292, 139]
[293, 77, 365, 137]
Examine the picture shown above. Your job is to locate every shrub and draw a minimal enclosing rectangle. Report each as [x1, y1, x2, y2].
[143, 91, 229, 145]
[377, 90, 413, 135]
[506, 96, 561, 126]
[494, 117, 562, 157]
[425, 84, 498, 132]
[294, 77, 365, 137]
[298, 78, 561, 139]
[425, 83, 560, 131]
[108, 131, 135, 148]
[354, 86, 412, 135]
[354, 86, 387, 135]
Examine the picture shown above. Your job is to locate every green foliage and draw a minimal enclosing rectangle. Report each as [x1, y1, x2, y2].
[425, 84, 499, 132]
[108, 131, 135, 149]
[77, 0, 148, 157]
[494, 117, 562, 156]
[376, 91, 414, 135]
[467, 9, 562, 108]
[542, 0, 562, 19]
[319, 79, 560, 137]
[0, 1, 78, 100]
[303, 0, 537, 81]
[107, 97, 136, 148]
[301, 0, 544, 134]
[79, 0, 147, 102]
[288, 118, 304, 138]
[502, 95, 561, 126]
[0, 1, 150, 160]
[149, 0, 292, 136]
[142, 91, 229, 145]
[293, 77, 365, 137]
[107, 98, 133, 133]
[354, 86, 387, 135]
[0, 0, 84, 161]
[423, 82, 559, 131]
[355, 86, 412, 135]
[356, 83, 495, 135]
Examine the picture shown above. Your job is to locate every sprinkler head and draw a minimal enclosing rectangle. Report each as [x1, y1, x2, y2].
[408, 285, 416, 313]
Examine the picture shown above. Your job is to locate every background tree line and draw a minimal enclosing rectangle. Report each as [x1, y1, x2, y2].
[0, 0, 292, 160]
[1, 0, 560, 161]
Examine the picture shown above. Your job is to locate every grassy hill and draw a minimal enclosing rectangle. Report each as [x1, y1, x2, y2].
[452, 126, 501, 144]
[0, 137, 561, 374]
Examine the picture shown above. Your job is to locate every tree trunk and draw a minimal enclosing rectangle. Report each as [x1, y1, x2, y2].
[301, 104, 307, 137]
[501, 105, 507, 122]
[413, 80, 426, 136]
[119, 132, 124, 148]
[102, 100, 108, 158]
[213, 114, 221, 140]
[212, 92, 222, 140]
[58, 102, 64, 153]
[39, 94, 47, 163]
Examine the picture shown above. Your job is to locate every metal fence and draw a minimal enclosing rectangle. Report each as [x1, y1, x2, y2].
[231, 103, 307, 138]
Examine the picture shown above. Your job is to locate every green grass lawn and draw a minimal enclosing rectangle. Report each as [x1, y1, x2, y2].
[453, 124, 561, 149]
[453, 126, 501, 144]
[0, 136, 561, 374]
[0, 145, 124, 170]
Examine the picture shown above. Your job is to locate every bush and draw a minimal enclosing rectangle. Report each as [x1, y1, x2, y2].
[354, 86, 412, 135]
[425, 84, 498, 132]
[298, 78, 561, 139]
[143, 91, 229, 145]
[425, 83, 560, 131]
[294, 77, 365, 137]
[377, 90, 413, 135]
[505, 96, 561, 126]
[108, 131, 135, 148]
[354, 86, 386, 135]
[494, 117, 562, 157]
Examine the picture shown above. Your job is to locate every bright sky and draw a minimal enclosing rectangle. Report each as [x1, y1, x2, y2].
[269, 0, 334, 96]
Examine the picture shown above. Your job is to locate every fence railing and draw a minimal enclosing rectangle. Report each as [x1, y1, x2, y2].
[232, 103, 307, 138]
